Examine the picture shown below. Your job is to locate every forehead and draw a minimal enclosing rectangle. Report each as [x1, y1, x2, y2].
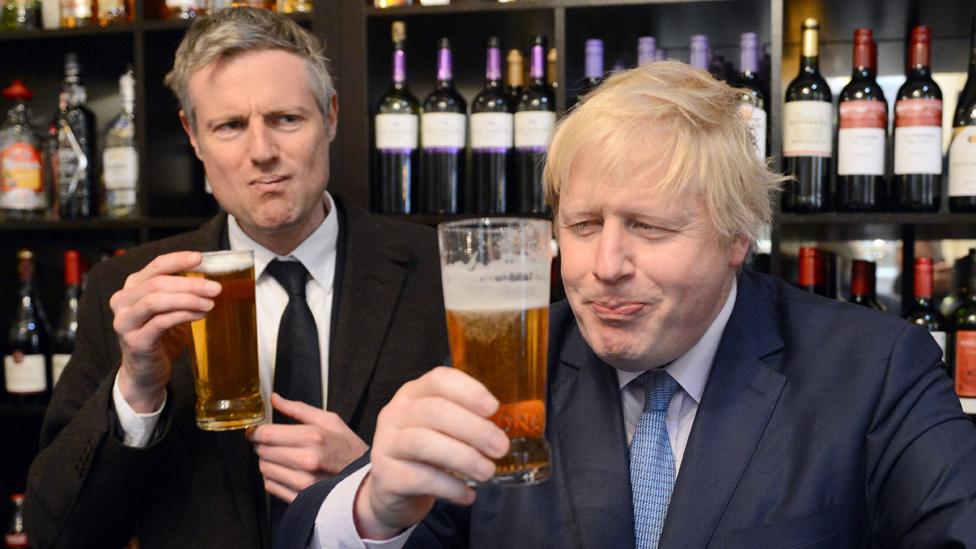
[187, 49, 316, 111]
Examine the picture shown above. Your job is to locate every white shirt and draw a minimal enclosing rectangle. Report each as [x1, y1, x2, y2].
[311, 280, 739, 549]
[113, 192, 339, 446]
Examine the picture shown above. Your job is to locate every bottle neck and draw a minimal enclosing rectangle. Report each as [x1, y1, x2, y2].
[529, 44, 545, 83]
[851, 264, 874, 298]
[585, 50, 604, 80]
[799, 27, 820, 74]
[852, 40, 875, 79]
[914, 265, 934, 300]
[393, 47, 407, 85]
[437, 47, 453, 86]
[800, 55, 819, 74]
[740, 45, 759, 75]
[909, 39, 931, 74]
[486, 47, 502, 84]
[7, 101, 30, 124]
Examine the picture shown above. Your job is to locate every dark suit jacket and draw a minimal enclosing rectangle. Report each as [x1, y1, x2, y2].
[23, 195, 449, 549]
[278, 269, 976, 549]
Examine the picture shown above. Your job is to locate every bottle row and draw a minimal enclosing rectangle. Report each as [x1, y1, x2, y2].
[4, 493, 26, 549]
[782, 19, 976, 213]
[0, 54, 138, 222]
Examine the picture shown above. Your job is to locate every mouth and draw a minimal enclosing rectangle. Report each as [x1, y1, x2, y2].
[589, 301, 648, 321]
[250, 175, 290, 187]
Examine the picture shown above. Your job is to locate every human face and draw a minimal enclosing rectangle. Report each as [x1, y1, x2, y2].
[557, 149, 749, 372]
[180, 49, 337, 255]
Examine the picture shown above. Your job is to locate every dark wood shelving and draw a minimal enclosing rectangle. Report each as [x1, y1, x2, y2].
[384, 212, 552, 226]
[0, 218, 144, 232]
[0, 403, 46, 419]
[776, 213, 976, 226]
[366, 0, 724, 17]
[0, 24, 135, 41]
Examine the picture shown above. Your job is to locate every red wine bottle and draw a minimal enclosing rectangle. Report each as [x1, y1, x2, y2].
[849, 259, 885, 311]
[952, 253, 976, 399]
[798, 246, 828, 297]
[421, 38, 466, 214]
[3, 249, 50, 406]
[905, 256, 947, 361]
[514, 35, 555, 214]
[837, 28, 887, 212]
[892, 25, 943, 212]
[470, 37, 513, 214]
[575, 38, 604, 106]
[736, 32, 768, 160]
[51, 249, 82, 387]
[949, 17, 976, 212]
[783, 19, 832, 213]
[374, 22, 419, 214]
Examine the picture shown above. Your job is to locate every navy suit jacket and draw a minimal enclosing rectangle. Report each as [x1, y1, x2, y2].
[277, 269, 976, 548]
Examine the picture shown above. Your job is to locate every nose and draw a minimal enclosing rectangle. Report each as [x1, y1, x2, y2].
[592, 221, 635, 284]
[248, 121, 279, 168]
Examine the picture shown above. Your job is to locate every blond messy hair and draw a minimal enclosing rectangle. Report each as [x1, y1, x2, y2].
[544, 60, 784, 247]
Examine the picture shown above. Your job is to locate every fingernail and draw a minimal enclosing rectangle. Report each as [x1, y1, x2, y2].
[205, 281, 221, 293]
[490, 430, 509, 456]
[481, 395, 500, 416]
[480, 459, 497, 481]
[202, 299, 215, 310]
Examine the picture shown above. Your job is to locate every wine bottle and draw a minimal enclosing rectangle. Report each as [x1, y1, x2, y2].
[892, 25, 943, 212]
[514, 35, 555, 214]
[782, 18, 832, 213]
[470, 37, 513, 214]
[689, 34, 709, 71]
[849, 259, 885, 311]
[0, 80, 47, 221]
[56, 53, 98, 219]
[421, 38, 466, 214]
[575, 39, 604, 105]
[952, 253, 976, 399]
[837, 28, 888, 212]
[103, 67, 138, 219]
[735, 32, 768, 161]
[637, 36, 656, 67]
[51, 249, 81, 387]
[905, 256, 948, 361]
[4, 250, 49, 406]
[949, 17, 976, 212]
[375, 22, 420, 214]
[505, 49, 524, 105]
[798, 246, 828, 297]
[941, 248, 975, 318]
[4, 493, 28, 549]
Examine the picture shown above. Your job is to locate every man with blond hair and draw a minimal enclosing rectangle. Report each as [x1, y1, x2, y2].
[24, 8, 446, 548]
[277, 61, 976, 548]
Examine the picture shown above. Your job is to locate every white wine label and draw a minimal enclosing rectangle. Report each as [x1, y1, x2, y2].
[470, 112, 514, 150]
[949, 126, 976, 197]
[4, 354, 47, 394]
[894, 126, 943, 175]
[52, 353, 71, 386]
[930, 331, 947, 361]
[375, 113, 419, 150]
[739, 104, 767, 160]
[422, 113, 466, 149]
[782, 101, 832, 158]
[515, 111, 556, 149]
[107, 189, 136, 208]
[165, 0, 197, 8]
[838, 129, 886, 176]
[103, 147, 138, 190]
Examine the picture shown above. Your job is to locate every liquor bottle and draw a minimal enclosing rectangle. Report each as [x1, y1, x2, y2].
[637, 36, 656, 67]
[514, 35, 555, 214]
[575, 39, 604, 105]
[505, 49, 524, 105]
[420, 38, 466, 214]
[949, 17, 976, 212]
[798, 246, 828, 297]
[837, 28, 887, 212]
[547, 47, 558, 92]
[96, 0, 129, 25]
[689, 34, 709, 71]
[51, 250, 81, 387]
[277, 0, 311, 13]
[0, 81, 46, 221]
[374, 22, 419, 214]
[164, 0, 205, 20]
[905, 257, 948, 360]
[41, 0, 57, 28]
[735, 32, 768, 160]
[952, 253, 976, 399]
[782, 18, 832, 213]
[4, 494, 28, 549]
[0, 0, 40, 30]
[892, 26, 943, 212]
[4, 250, 49, 405]
[849, 259, 885, 311]
[470, 37, 513, 214]
[59, 0, 91, 27]
[56, 53, 98, 219]
[103, 67, 138, 219]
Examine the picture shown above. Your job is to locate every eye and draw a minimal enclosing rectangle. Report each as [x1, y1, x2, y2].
[632, 221, 673, 236]
[271, 114, 304, 128]
[214, 120, 244, 134]
[565, 220, 601, 236]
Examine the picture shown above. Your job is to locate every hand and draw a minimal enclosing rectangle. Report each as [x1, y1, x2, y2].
[110, 251, 220, 412]
[246, 393, 369, 503]
[354, 367, 510, 540]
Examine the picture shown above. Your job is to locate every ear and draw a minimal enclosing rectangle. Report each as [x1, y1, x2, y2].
[325, 93, 338, 142]
[179, 110, 202, 160]
[728, 234, 750, 269]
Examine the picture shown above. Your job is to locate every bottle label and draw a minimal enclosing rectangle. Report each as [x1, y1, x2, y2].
[97, 0, 123, 17]
[838, 101, 887, 176]
[782, 101, 832, 158]
[421, 113, 465, 149]
[375, 113, 418, 151]
[4, 532, 28, 548]
[955, 331, 976, 397]
[103, 147, 138, 191]
[470, 112, 514, 150]
[52, 353, 71, 386]
[514, 111, 556, 149]
[60, 0, 92, 18]
[0, 142, 44, 211]
[949, 126, 976, 197]
[166, 0, 197, 8]
[738, 104, 766, 160]
[931, 331, 947, 361]
[894, 98, 943, 175]
[107, 189, 136, 209]
[4, 353, 47, 394]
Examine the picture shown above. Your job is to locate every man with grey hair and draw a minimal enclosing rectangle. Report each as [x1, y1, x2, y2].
[23, 8, 446, 548]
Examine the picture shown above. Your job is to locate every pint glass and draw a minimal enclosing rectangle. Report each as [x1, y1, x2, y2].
[438, 218, 552, 485]
[184, 250, 264, 431]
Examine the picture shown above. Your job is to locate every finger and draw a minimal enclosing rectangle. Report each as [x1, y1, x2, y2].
[253, 443, 321, 473]
[247, 423, 323, 448]
[374, 458, 477, 508]
[401, 396, 509, 460]
[388, 427, 497, 483]
[111, 274, 221, 313]
[258, 458, 317, 494]
[123, 251, 205, 289]
[263, 477, 298, 504]
[270, 392, 334, 428]
[114, 291, 215, 336]
[120, 310, 209, 354]
[400, 367, 499, 417]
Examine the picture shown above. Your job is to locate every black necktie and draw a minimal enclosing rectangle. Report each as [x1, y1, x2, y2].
[265, 259, 323, 422]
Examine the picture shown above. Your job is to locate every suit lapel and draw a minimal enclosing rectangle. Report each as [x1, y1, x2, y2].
[659, 272, 786, 548]
[326, 196, 409, 426]
[551, 323, 635, 549]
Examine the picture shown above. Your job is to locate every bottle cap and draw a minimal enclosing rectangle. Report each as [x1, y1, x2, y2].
[2, 80, 33, 101]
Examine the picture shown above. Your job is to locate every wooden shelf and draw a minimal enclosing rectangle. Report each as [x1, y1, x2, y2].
[381, 212, 552, 226]
[366, 0, 724, 16]
[0, 24, 135, 41]
[0, 219, 144, 232]
[776, 213, 976, 226]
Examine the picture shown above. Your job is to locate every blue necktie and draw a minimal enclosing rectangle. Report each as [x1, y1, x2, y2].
[630, 370, 679, 549]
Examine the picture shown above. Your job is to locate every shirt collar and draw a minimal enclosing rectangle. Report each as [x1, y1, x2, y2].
[616, 278, 738, 404]
[227, 191, 339, 293]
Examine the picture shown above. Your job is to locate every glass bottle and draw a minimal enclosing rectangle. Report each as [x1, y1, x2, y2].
[374, 21, 419, 214]
[3, 494, 28, 549]
[97, 0, 130, 25]
[514, 35, 555, 214]
[905, 256, 947, 362]
[952, 253, 976, 399]
[575, 38, 604, 106]
[949, 17, 976, 212]
[0, 0, 40, 30]
[102, 67, 138, 219]
[736, 32, 768, 161]
[849, 259, 885, 311]
[420, 38, 466, 214]
[277, 0, 311, 13]
[505, 48, 524, 105]
[637, 36, 655, 67]
[51, 249, 81, 387]
[4, 250, 49, 406]
[56, 53, 98, 219]
[164, 0, 205, 20]
[470, 36, 513, 214]
[59, 0, 92, 27]
[0, 80, 46, 221]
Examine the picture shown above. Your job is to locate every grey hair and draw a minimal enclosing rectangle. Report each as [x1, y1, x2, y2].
[164, 7, 334, 132]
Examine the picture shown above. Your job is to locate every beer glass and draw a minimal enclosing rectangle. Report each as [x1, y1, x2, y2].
[184, 250, 264, 431]
[438, 218, 552, 485]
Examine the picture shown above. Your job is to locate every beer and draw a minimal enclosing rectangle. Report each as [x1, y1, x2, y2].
[184, 251, 263, 431]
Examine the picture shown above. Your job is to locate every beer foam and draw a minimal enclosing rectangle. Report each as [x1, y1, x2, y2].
[441, 262, 549, 311]
[193, 252, 254, 274]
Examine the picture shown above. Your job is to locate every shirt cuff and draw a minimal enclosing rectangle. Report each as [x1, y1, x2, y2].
[312, 464, 418, 549]
[112, 371, 166, 448]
